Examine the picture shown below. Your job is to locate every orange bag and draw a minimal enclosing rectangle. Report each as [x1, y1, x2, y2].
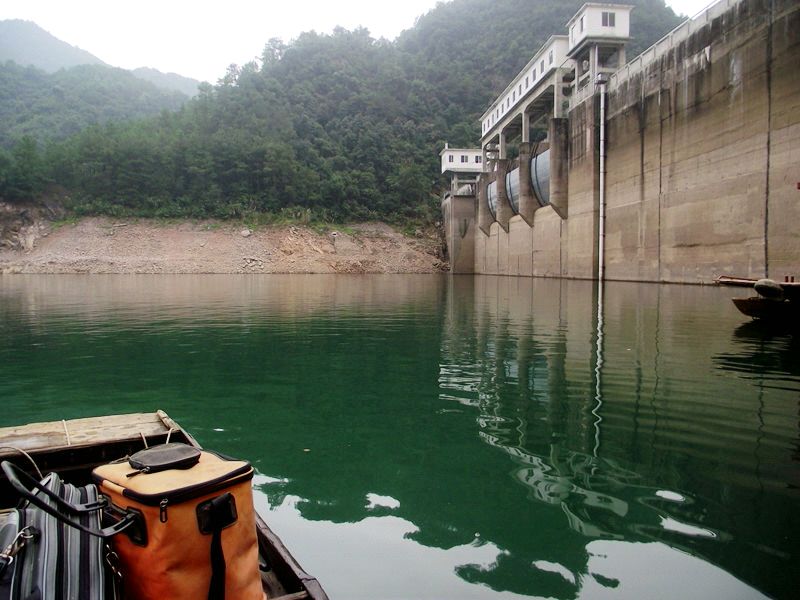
[92, 445, 265, 600]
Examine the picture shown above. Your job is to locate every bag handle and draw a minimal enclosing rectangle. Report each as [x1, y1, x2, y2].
[1, 461, 138, 539]
[2, 461, 105, 513]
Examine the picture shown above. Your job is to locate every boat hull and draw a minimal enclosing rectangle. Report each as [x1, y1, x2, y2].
[732, 297, 799, 323]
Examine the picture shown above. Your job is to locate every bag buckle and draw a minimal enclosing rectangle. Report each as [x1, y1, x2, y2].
[105, 545, 124, 600]
[196, 493, 238, 534]
[0, 525, 39, 568]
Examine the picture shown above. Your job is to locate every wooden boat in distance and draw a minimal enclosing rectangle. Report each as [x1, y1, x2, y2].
[0, 411, 329, 600]
[716, 275, 800, 301]
[716, 275, 800, 323]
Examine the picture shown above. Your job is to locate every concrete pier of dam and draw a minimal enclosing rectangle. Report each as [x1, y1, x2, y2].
[440, 0, 799, 283]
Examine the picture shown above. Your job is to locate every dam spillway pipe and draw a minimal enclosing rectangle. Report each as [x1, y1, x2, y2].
[597, 74, 607, 283]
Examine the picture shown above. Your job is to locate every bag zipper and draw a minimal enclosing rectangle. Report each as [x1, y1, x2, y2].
[125, 467, 150, 478]
[115, 466, 253, 513]
[156, 467, 251, 523]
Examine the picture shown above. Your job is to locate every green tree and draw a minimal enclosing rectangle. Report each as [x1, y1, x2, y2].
[5, 136, 44, 201]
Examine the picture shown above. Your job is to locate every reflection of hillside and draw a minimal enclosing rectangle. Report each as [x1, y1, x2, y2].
[0, 274, 444, 321]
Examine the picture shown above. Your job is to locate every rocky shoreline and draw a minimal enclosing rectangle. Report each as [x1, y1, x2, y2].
[0, 205, 447, 275]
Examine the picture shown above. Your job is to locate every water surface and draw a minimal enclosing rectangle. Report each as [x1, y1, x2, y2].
[0, 274, 797, 599]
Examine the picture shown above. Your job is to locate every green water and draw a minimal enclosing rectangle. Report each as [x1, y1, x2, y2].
[0, 274, 797, 599]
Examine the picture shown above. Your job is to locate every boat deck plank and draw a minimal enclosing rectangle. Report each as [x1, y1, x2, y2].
[0, 412, 171, 458]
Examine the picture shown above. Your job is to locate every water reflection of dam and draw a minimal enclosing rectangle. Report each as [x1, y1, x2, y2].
[439, 275, 799, 599]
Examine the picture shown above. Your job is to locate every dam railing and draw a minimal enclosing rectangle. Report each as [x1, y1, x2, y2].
[608, 0, 743, 93]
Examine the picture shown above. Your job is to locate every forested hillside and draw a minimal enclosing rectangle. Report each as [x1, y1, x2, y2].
[0, 62, 189, 148]
[0, 0, 682, 224]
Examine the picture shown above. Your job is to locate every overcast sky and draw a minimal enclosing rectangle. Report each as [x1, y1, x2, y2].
[1, 0, 715, 83]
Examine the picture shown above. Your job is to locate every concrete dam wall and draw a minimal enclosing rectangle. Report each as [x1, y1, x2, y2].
[443, 0, 799, 283]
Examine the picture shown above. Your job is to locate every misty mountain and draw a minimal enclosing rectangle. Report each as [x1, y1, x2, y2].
[0, 19, 107, 72]
[132, 67, 200, 97]
[0, 19, 200, 95]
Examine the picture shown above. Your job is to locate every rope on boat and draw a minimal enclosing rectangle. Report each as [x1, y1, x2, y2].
[62, 419, 71, 446]
[0, 446, 44, 479]
[165, 428, 174, 444]
[140, 432, 149, 448]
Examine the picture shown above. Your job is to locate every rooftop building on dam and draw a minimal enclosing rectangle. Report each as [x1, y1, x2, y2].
[441, 0, 799, 283]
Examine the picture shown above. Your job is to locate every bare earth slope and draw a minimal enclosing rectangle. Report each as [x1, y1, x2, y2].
[0, 217, 446, 274]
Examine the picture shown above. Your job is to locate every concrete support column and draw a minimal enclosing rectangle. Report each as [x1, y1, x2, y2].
[477, 172, 496, 236]
[522, 112, 531, 144]
[443, 193, 476, 274]
[495, 158, 514, 232]
[591, 46, 600, 95]
[549, 117, 570, 219]
[499, 131, 507, 160]
[554, 69, 565, 118]
[517, 141, 538, 226]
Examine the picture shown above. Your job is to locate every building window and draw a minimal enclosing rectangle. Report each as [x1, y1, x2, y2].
[460, 155, 468, 163]
[541, 60, 545, 72]
[580, 15, 585, 32]
[475, 156, 482, 163]
[549, 50, 553, 64]
[512, 91, 516, 101]
[525, 76, 529, 87]
[448, 155, 454, 163]
[532, 68, 536, 79]
[519, 83, 522, 95]
[602, 12, 615, 27]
